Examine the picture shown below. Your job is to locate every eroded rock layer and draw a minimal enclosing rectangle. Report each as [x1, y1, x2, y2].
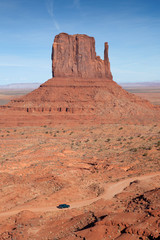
[0, 77, 159, 126]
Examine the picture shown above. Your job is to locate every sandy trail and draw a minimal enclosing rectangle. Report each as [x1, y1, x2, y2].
[0, 172, 159, 218]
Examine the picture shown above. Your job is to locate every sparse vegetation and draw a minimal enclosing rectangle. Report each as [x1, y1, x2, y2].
[156, 141, 160, 147]
[0, 123, 159, 240]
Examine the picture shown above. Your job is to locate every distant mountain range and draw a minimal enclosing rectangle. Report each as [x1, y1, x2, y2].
[120, 81, 160, 88]
[0, 83, 41, 90]
[0, 81, 159, 90]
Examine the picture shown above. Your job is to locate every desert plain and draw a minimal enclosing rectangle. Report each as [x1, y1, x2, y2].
[0, 120, 160, 239]
[1, 84, 160, 106]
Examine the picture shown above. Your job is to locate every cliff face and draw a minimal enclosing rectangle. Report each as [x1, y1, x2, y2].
[51, 33, 112, 79]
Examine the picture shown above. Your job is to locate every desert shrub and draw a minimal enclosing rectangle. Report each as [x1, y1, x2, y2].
[130, 148, 137, 152]
[146, 146, 152, 150]
[89, 183, 104, 196]
[98, 148, 103, 152]
[129, 136, 133, 140]
[105, 138, 110, 142]
[142, 146, 152, 150]
[156, 141, 160, 147]
[143, 153, 147, 156]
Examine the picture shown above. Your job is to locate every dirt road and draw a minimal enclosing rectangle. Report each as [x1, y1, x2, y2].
[0, 172, 159, 218]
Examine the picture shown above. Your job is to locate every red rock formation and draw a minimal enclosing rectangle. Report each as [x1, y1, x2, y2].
[52, 33, 112, 79]
[0, 32, 160, 127]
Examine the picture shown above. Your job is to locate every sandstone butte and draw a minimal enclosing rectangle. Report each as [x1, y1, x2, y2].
[0, 32, 160, 127]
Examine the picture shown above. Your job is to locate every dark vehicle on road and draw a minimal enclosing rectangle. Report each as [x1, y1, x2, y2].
[57, 204, 70, 209]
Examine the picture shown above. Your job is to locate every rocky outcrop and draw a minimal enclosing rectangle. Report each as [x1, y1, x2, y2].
[0, 32, 160, 127]
[52, 33, 112, 79]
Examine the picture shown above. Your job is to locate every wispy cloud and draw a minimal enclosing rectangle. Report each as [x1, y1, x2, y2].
[53, 19, 60, 31]
[73, 0, 80, 8]
[46, 0, 60, 31]
[0, 55, 50, 69]
[0, 63, 25, 67]
[46, 0, 54, 17]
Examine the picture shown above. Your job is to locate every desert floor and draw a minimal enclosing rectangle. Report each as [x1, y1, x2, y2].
[124, 87, 160, 105]
[0, 89, 31, 106]
[0, 122, 160, 239]
[0, 86, 160, 106]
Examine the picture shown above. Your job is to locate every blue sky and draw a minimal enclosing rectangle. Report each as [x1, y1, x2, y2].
[0, 0, 160, 85]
